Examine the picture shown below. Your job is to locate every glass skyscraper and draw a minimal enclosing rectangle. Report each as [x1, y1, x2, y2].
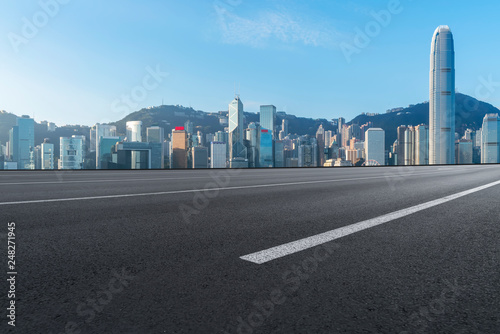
[229, 96, 247, 165]
[481, 113, 500, 164]
[429, 25, 455, 165]
[365, 128, 385, 166]
[9, 116, 35, 169]
[260, 105, 276, 138]
[259, 129, 273, 168]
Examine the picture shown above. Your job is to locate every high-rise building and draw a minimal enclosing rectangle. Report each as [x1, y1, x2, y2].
[365, 128, 385, 165]
[415, 125, 429, 165]
[184, 120, 194, 136]
[41, 139, 54, 170]
[396, 125, 407, 166]
[429, 25, 455, 165]
[113, 142, 163, 169]
[260, 105, 277, 138]
[126, 121, 142, 169]
[47, 122, 56, 132]
[259, 129, 273, 168]
[171, 127, 188, 169]
[338, 117, 345, 136]
[456, 140, 473, 164]
[215, 130, 229, 162]
[245, 123, 259, 168]
[228, 96, 247, 166]
[475, 129, 482, 147]
[360, 122, 373, 141]
[324, 130, 332, 148]
[146, 126, 165, 168]
[481, 113, 500, 163]
[98, 136, 123, 169]
[126, 121, 142, 142]
[210, 142, 227, 168]
[298, 143, 317, 167]
[404, 127, 415, 166]
[274, 140, 285, 168]
[94, 124, 117, 169]
[347, 124, 361, 146]
[215, 131, 228, 144]
[192, 146, 208, 169]
[9, 116, 35, 169]
[60, 136, 84, 169]
[147, 126, 164, 143]
[316, 125, 325, 166]
[281, 118, 289, 136]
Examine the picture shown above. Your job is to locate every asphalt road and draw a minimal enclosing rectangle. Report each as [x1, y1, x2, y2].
[1, 165, 500, 333]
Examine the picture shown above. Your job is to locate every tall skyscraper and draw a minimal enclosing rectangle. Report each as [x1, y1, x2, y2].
[98, 136, 123, 169]
[259, 129, 273, 168]
[171, 127, 188, 169]
[228, 96, 247, 167]
[404, 127, 415, 166]
[365, 128, 385, 165]
[9, 116, 35, 169]
[481, 113, 499, 164]
[94, 124, 117, 169]
[281, 118, 289, 136]
[147, 126, 164, 143]
[146, 126, 165, 168]
[316, 125, 325, 166]
[396, 125, 407, 166]
[60, 136, 84, 169]
[245, 122, 259, 168]
[274, 140, 285, 168]
[210, 142, 227, 169]
[192, 146, 208, 169]
[126, 121, 142, 142]
[184, 120, 194, 136]
[415, 125, 429, 165]
[324, 130, 332, 148]
[41, 139, 54, 170]
[456, 140, 473, 164]
[126, 121, 142, 169]
[429, 25, 455, 165]
[260, 105, 277, 138]
[338, 117, 345, 136]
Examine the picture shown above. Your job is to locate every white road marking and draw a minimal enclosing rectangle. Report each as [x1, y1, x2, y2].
[0, 167, 490, 206]
[0, 171, 355, 185]
[240, 179, 500, 264]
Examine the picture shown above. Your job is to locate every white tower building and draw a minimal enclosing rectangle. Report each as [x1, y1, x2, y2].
[365, 128, 385, 165]
[429, 25, 455, 165]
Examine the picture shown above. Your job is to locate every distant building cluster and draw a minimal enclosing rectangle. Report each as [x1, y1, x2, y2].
[1, 26, 499, 170]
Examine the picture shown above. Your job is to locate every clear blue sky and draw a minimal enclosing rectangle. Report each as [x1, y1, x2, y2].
[1, 0, 499, 126]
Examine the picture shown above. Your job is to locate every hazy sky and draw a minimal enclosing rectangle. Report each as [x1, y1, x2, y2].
[1, 0, 499, 126]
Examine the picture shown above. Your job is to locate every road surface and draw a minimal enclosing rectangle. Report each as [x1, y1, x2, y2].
[1, 165, 499, 333]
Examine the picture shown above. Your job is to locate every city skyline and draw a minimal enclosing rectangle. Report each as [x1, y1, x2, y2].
[1, 1, 500, 126]
[1, 22, 500, 170]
